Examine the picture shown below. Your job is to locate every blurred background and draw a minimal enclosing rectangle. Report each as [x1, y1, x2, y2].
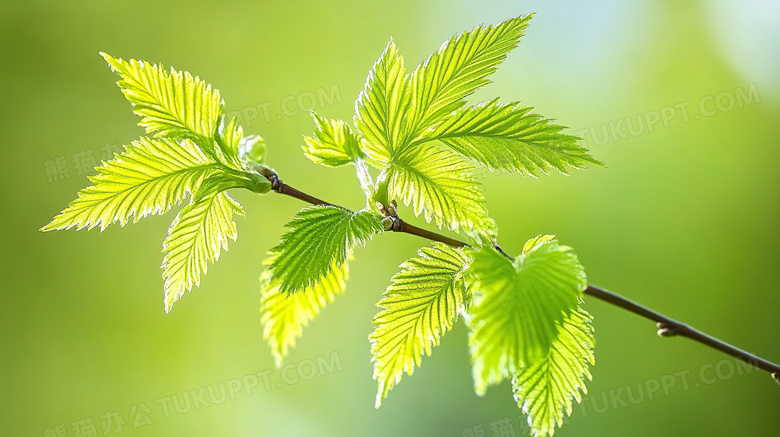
[2, 0, 779, 435]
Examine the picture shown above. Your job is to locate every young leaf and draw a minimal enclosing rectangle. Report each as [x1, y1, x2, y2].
[355, 159, 375, 208]
[101, 52, 224, 147]
[239, 134, 267, 166]
[512, 307, 595, 437]
[267, 206, 383, 294]
[161, 182, 244, 312]
[404, 15, 532, 141]
[354, 39, 411, 166]
[385, 143, 493, 233]
[303, 112, 363, 167]
[215, 115, 246, 169]
[215, 118, 272, 194]
[41, 137, 220, 232]
[370, 244, 468, 407]
[260, 260, 349, 367]
[467, 236, 587, 395]
[422, 99, 603, 175]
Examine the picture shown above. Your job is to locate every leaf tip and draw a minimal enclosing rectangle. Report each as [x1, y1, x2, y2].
[39, 221, 56, 232]
[591, 157, 607, 168]
[100, 51, 121, 71]
[163, 287, 182, 314]
[272, 352, 285, 369]
[374, 380, 389, 409]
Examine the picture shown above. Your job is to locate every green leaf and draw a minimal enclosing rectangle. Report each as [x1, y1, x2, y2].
[41, 137, 221, 232]
[370, 244, 468, 407]
[161, 181, 244, 312]
[260, 260, 349, 367]
[404, 15, 532, 142]
[101, 52, 224, 147]
[215, 115, 247, 169]
[303, 112, 363, 167]
[467, 235, 587, 395]
[238, 134, 267, 166]
[213, 116, 272, 194]
[422, 99, 603, 175]
[354, 39, 411, 166]
[267, 206, 383, 294]
[385, 143, 493, 233]
[512, 307, 594, 437]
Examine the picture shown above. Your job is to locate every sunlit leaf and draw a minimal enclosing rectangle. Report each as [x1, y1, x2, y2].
[303, 112, 363, 167]
[423, 98, 602, 175]
[354, 40, 411, 165]
[267, 206, 383, 294]
[371, 244, 468, 406]
[513, 308, 595, 437]
[385, 143, 493, 233]
[215, 115, 246, 169]
[101, 53, 224, 150]
[467, 236, 587, 395]
[41, 137, 220, 232]
[161, 181, 244, 312]
[260, 260, 349, 367]
[404, 15, 532, 143]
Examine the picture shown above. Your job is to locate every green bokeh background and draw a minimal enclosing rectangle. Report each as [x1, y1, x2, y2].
[2, 0, 779, 436]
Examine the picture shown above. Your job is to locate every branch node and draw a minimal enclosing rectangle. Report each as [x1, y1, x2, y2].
[390, 216, 402, 232]
[381, 216, 402, 232]
[657, 322, 679, 337]
[268, 174, 284, 193]
[772, 373, 780, 386]
[378, 199, 402, 232]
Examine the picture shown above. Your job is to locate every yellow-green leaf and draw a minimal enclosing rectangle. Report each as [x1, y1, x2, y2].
[423, 98, 603, 176]
[385, 143, 494, 233]
[513, 308, 595, 437]
[303, 112, 363, 167]
[467, 236, 587, 395]
[161, 186, 243, 312]
[267, 206, 382, 294]
[354, 40, 411, 166]
[101, 52, 224, 147]
[41, 137, 219, 232]
[260, 261, 349, 367]
[404, 15, 532, 142]
[371, 244, 468, 407]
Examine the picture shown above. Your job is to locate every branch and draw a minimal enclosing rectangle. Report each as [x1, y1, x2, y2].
[584, 285, 780, 376]
[266, 173, 332, 206]
[395, 219, 468, 248]
[264, 172, 780, 383]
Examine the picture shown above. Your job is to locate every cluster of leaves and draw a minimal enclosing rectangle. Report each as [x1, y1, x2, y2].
[294, 15, 601, 433]
[40, 53, 275, 312]
[43, 14, 602, 436]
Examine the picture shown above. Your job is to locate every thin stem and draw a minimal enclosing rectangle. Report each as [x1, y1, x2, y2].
[264, 172, 780, 382]
[584, 285, 780, 375]
[278, 183, 332, 206]
[267, 173, 332, 206]
[396, 219, 468, 248]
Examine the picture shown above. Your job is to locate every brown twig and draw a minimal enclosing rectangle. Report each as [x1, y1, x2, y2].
[263, 172, 780, 382]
